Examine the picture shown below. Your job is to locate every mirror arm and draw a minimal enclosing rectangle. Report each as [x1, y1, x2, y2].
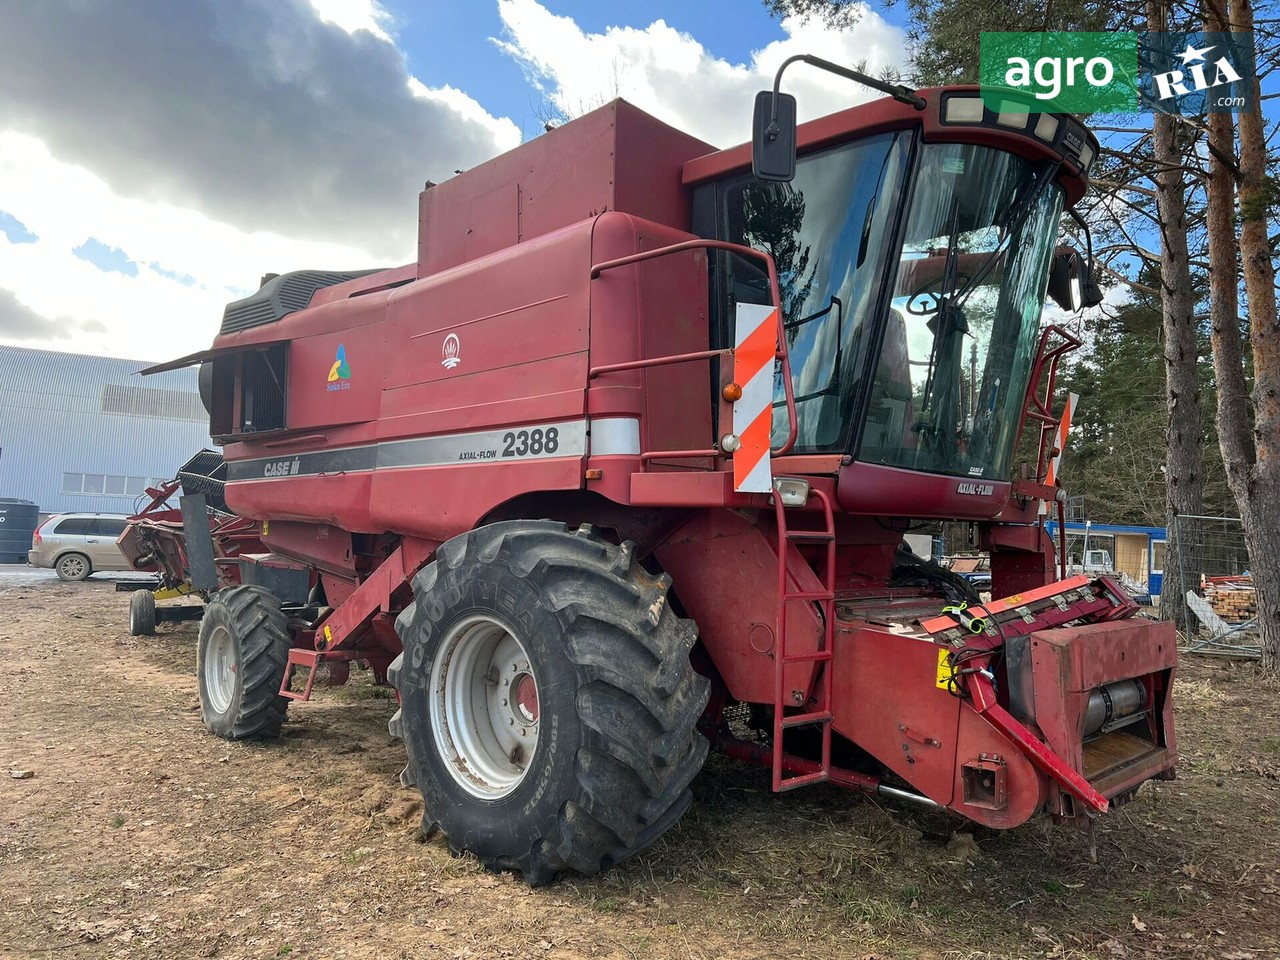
[767, 54, 926, 137]
[1067, 208, 1106, 308]
[1067, 208, 1093, 262]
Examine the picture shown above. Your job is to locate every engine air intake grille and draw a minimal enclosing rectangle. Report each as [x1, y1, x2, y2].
[220, 269, 382, 334]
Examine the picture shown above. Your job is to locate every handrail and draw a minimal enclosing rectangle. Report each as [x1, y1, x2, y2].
[590, 238, 799, 456]
[590, 348, 730, 378]
[1016, 324, 1082, 485]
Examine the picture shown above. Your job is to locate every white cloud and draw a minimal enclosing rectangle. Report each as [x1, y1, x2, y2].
[0, 0, 525, 361]
[408, 79, 522, 154]
[306, 0, 394, 41]
[0, 0, 520, 259]
[0, 133, 381, 362]
[494, 0, 911, 149]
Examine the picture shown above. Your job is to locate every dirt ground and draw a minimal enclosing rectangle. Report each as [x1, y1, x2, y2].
[2, 569, 1278, 960]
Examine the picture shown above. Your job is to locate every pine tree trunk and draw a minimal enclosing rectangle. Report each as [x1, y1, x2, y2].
[1230, 0, 1280, 671]
[1148, 0, 1205, 628]
[1203, 0, 1253, 518]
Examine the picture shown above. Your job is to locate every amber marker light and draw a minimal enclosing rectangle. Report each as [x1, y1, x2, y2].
[722, 383, 743, 402]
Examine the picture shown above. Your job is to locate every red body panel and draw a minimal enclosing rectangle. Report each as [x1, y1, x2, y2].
[830, 622, 1045, 827]
[419, 101, 713, 277]
[654, 509, 824, 704]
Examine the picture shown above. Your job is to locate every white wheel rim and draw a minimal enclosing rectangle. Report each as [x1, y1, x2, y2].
[204, 624, 237, 714]
[61, 557, 85, 578]
[429, 615, 540, 800]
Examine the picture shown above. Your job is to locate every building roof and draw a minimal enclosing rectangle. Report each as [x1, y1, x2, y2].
[1046, 520, 1167, 538]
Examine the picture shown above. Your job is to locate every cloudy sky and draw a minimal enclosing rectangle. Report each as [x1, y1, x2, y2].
[0, 0, 909, 362]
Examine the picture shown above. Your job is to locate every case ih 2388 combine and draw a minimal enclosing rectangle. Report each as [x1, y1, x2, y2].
[146, 62, 1176, 885]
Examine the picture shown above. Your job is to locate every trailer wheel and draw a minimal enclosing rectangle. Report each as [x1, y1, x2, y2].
[129, 589, 156, 636]
[55, 552, 91, 582]
[390, 521, 709, 886]
[197, 585, 291, 740]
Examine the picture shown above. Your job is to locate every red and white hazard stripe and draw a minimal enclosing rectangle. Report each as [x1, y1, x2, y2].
[733, 303, 778, 493]
[1044, 392, 1079, 489]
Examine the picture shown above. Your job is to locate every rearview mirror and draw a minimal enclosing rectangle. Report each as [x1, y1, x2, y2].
[1081, 262, 1104, 308]
[1047, 249, 1096, 312]
[752, 90, 797, 182]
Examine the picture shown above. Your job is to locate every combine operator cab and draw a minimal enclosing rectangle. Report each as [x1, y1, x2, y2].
[146, 63, 1175, 886]
[713, 128, 1063, 473]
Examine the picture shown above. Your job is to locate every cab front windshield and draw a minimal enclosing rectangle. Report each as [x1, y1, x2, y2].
[859, 143, 1063, 479]
[714, 137, 1063, 476]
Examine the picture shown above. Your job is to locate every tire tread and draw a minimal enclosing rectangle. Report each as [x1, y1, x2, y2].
[199, 585, 291, 740]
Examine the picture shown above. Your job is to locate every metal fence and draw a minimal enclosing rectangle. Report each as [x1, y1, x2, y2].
[1164, 514, 1260, 658]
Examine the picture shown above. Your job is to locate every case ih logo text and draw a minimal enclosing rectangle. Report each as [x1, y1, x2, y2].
[264, 458, 301, 478]
[441, 333, 461, 369]
[327, 343, 352, 391]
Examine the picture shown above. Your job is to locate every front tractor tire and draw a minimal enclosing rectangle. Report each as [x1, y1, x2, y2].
[390, 521, 709, 886]
[197, 585, 292, 740]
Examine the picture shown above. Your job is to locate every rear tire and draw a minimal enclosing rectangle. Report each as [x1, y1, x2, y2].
[390, 520, 709, 886]
[55, 553, 91, 582]
[197, 585, 291, 740]
[129, 589, 156, 636]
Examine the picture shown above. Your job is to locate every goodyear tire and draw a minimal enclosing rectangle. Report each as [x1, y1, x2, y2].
[389, 521, 709, 886]
[129, 589, 156, 636]
[55, 552, 91, 582]
[197, 585, 291, 740]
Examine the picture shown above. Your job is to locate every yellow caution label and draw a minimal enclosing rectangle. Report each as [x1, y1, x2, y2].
[323, 624, 333, 644]
[262, 520, 269, 536]
[1003, 593, 1023, 605]
[936, 647, 954, 689]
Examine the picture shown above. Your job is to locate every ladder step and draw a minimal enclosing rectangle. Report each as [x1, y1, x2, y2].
[778, 771, 830, 791]
[783, 650, 833, 664]
[781, 710, 833, 729]
[786, 530, 835, 542]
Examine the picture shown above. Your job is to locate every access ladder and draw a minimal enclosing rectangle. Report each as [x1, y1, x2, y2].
[771, 480, 837, 791]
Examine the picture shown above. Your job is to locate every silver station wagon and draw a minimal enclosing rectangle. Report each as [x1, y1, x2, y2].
[28, 514, 132, 581]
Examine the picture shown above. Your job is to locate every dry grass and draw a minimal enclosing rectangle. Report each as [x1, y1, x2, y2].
[2, 578, 1279, 959]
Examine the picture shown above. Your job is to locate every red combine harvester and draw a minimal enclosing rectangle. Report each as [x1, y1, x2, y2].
[146, 63, 1176, 884]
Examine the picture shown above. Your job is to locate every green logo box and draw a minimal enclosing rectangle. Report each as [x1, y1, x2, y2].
[980, 32, 1139, 113]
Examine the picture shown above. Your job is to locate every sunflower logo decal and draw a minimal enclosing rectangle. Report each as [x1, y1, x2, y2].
[327, 343, 352, 391]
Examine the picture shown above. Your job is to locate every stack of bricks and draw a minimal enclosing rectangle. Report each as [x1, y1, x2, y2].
[1203, 578, 1257, 623]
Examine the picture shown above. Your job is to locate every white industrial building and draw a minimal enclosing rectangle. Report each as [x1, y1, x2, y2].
[0, 344, 214, 516]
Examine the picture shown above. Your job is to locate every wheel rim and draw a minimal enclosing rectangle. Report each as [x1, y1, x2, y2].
[203, 624, 238, 714]
[429, 615, 540, 800]
[61, 556, 85, 578]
